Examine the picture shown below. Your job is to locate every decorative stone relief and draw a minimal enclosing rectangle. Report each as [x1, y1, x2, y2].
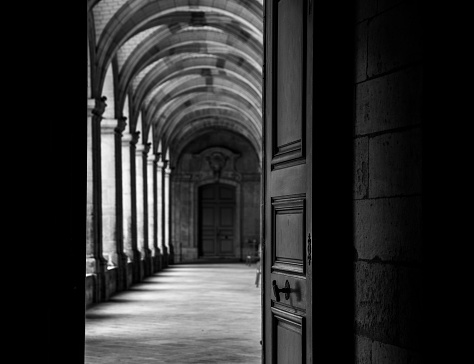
[190, 147, 241, 182]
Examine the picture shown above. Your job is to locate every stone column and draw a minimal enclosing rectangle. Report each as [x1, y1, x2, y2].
[135, 142, 152, 278]
[164, 160, 172, 264]
[86, 98, 96, 274]
[100, 118, 120, 268]
[114, 117, 129, 291]
[100, 116, 129, 295]
[156, 156, 166, 267]
[86, 96, 108, 302]
[121, 131, 138, 288]
[142, 142, 153, 276]
[147, 152, 161, 272]
[129, 131, 141, 282]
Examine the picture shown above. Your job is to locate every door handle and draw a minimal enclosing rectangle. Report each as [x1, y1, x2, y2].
[272, 280, 291, 302]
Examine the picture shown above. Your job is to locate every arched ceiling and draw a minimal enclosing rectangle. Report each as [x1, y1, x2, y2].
[88, 0, 263, 161]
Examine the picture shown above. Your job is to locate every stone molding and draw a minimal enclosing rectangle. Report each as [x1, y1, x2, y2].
[135, 143, 146, 154]
[87, 99, 96, 117]
[100, 118, 120, 133]
[147, 151, 157, 163]
[121, 133, 134, 144]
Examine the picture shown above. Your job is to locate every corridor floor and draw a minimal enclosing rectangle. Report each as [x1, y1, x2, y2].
[85, 263, 262, 364]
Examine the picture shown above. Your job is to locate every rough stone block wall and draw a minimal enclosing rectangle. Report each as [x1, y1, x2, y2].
[354, 0, 423, 362]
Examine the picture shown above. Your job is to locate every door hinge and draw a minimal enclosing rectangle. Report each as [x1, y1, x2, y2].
[307, 233, 312, 265]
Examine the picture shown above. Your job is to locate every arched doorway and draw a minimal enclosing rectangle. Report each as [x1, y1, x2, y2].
[198, 183, 236, 258]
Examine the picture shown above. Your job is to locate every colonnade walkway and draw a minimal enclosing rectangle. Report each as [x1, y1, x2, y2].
[85, 263, 262, 364]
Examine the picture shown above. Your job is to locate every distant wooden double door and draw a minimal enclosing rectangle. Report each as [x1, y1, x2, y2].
[198, 183, 236, 258]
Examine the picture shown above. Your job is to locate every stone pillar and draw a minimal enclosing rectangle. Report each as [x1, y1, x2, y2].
[136, 142, 153, 278]
[100, 118, 120, 268]
[129, 132, 141, 282]
[100, 116, 129, 296]
[156, 157, 166, 268]
[147, 152, 161, 272]
[86, 99, 97, 274]
[114, 117, 129, 291]
[164, 160, 173, 264]
[122, 131, 139, 288]
[86, 96, 108, 303]
[143, 143, 153, 276]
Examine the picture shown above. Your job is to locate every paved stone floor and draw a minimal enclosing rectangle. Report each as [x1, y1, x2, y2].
[85, 263, 262, 364]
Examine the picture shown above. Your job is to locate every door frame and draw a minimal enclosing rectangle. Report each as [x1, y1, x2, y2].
[194, 179, 242, 259]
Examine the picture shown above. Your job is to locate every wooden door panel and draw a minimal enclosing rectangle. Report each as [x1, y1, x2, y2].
[219, 237, 233, 254]
[270, 164, 307, 194]
[276, 0, 303, 150]
[219, 206, 234, 226]
[272, 195, 305, 274]
[272, 0, 306, 167]
[272, 308, 304, 364]
[218, 185, 235, 200]
[202, 207, 215, 226]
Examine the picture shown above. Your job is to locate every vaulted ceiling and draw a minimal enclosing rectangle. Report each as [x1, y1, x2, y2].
[87, 0, 263, 162]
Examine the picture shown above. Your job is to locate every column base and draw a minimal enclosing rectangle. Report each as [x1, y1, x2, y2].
[168, 244, 175, 265]
[144, 248, 153, 276]
[161, 247, 169, 269]
[117, 252, 129, 292]
[152, 248, 162, 272]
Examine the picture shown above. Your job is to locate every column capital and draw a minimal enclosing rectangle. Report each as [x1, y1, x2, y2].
[114, 117, 127, 135]
[130, 131, 140, 145]
[92, 96, 108, 117]
[143, 142, 151, 155]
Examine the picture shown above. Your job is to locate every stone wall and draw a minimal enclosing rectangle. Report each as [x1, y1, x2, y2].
[354, 0, 423, 361]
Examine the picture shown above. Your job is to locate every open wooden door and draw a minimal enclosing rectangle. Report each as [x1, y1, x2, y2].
[262, 0, 313, 362]
[262, 0, 355, 362]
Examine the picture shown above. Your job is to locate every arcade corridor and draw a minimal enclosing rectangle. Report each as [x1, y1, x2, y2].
[85, 264, 261, 364]
[86, 0, 427, 362]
